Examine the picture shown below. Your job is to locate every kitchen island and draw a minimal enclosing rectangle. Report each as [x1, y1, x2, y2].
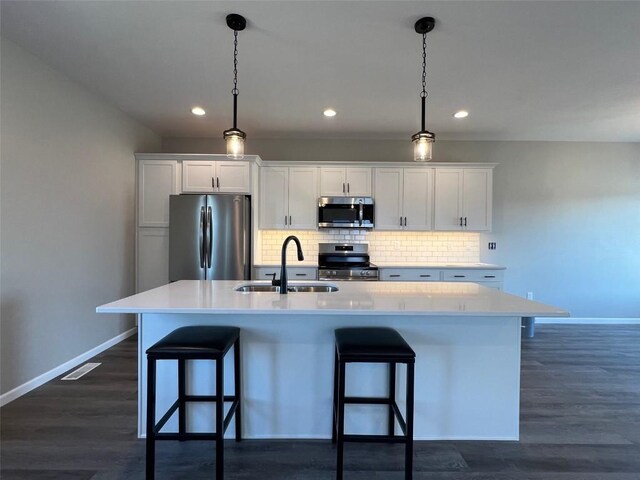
[97, 280, 567, 440]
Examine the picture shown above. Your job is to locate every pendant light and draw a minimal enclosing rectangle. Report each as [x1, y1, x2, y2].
[223, 14, 247, 159]
[411, 17, 436, 162]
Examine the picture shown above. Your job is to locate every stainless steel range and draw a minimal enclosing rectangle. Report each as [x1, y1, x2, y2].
[317, 243, 379, 281]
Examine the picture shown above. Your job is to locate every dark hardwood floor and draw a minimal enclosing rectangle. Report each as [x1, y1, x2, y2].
[2, 325, 640, 479]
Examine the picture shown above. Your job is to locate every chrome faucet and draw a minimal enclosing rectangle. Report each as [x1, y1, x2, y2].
[273, 235, 304, 294]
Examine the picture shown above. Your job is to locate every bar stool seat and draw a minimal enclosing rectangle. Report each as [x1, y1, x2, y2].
[147, 326, 239, 357]
[333, 327, 416, 480]
[146, 326, 242, 480]
[335, 327, 416, 361]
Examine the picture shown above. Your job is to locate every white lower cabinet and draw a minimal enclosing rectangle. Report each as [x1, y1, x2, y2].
[137, 228, 169, 293]
[254, 266, 318, 281]
[381, 267, 503, 289]
[380, 268, 440, 281]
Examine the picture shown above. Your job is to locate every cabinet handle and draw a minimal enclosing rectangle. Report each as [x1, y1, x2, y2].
[217, 177, 220, 188]
[400, 217, 403, 227]
[389, 274, 401, 278]
[464, 217, 467, 227]
[404, 217, 407, 227]
[347, 182, 350, 194]
[295, 273, 307, 277]
[459, 217, 463, 227]
[342, 183, 345, 194]
[289, 215, 292, 225]
[419, 274, 431, 278]
[211, 177, 215, 189]
[453, 275, 465, 278]
[484, 275, 496, 278]
[284, 215, 288, 226]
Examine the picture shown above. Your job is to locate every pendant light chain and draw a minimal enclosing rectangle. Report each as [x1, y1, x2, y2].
[421, 33, 428, 99]
[232, 30, 239, 96]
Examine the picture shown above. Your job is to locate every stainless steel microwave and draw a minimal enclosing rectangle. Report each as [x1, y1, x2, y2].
[318, 197, 374, 229]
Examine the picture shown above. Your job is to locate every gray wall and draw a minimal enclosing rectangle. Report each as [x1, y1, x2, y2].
[163, 137, 640, 318]
[1, 40, 161, 395]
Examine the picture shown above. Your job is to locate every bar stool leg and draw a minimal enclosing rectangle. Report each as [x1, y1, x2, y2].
[178, 358, 186, 440]
[216, 357, 224, 479]
[405, 362, 415, 480]
[234, 338, 242, 441]
[145, 357, 157, 480]
[388, 361, 396, 437]
[336, 360, 346, 480]
[332, 346, 339, 444]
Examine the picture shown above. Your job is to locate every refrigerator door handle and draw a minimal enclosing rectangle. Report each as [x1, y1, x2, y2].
[199, 207, 206, 268]
[206, 206, 213, 268]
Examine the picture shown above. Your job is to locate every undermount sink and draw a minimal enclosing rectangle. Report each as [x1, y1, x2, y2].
[235, 282, 339, 293]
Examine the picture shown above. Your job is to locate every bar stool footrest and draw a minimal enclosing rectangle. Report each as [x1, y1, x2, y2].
[343, 434, 408, 444]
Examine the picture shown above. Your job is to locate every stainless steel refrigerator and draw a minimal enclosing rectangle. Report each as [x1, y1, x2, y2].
[169, 194, 251, 281]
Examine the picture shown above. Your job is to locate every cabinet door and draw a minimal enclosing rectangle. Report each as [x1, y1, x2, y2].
[434, 168, 463, 231]
[319, 168, 346, 196]
[259, 167, 289, 229]
[216, 161, 251, 193]
[288, 167, 318, 230]
[345, 168, 372, 196]
[138, 160, 179, 227]
[462, 169, 492, 231]
[137, 228, 169, 292]
[182, 161, 216, 193]
[381, 268, 440, 281]
[402, 168, 433, 231]
[374, 168, 403, 230]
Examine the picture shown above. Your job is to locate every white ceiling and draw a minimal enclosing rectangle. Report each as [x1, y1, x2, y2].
[2, 1, 639, 142]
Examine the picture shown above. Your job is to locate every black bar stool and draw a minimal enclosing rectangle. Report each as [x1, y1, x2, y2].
[145, 326, 241, 480]
[332, 327, 416, 480]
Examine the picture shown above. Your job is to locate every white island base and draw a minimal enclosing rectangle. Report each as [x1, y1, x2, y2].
[140, 313, 521, 441]
[98, 281, 568, 441]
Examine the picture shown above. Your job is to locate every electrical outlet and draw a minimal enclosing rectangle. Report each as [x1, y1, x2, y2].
[488, 242, 497, 250]
[527, 292, 534, 300]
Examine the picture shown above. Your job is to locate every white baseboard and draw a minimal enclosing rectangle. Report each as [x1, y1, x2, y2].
[535, 317, 640, 325]
[0, 327, 137, 407]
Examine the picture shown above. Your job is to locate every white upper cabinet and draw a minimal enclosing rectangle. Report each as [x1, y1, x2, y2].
[374, 168, 403, 230]
[182, 160, 250, 193]
[138, 159, 179, 227]
[288, 167, 318, 229]
[374, 167, 433, 231]
[320, 167, 372, 197]
[260, 166, 318, 230]
[260, 167, 288, 229]
[434, 168, 492, 231]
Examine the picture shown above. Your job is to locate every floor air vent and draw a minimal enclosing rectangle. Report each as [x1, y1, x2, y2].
[61, 362, 101, 381]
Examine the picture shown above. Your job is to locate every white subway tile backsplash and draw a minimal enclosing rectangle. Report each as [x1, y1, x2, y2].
[258, 230, 480, 264]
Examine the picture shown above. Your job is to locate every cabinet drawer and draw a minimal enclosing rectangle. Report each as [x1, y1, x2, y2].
[254, 267, 317, 280]
[381, 268, 441, 282]
[442, 269, 504, 283]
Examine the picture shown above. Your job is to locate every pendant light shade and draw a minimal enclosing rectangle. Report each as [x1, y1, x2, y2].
[412, 17, 436, 162]
[224, 14, 247, 159]
[412, 131, 435, 162]
[224, 128, 246, 159]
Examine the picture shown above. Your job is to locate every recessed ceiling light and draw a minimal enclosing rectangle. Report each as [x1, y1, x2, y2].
[191, 106, 206, 116]
[453, 110, 469, 119]
[323, 108, 337, 117]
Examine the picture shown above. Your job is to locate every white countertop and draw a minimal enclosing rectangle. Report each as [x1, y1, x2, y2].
[97, 280, 566, 317]
[374, 262, 505, 269]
